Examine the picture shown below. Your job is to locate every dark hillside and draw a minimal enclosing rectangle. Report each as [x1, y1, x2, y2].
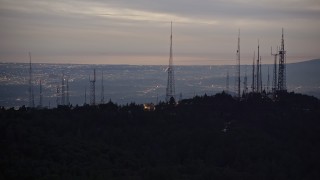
[1, 92, 320, 179]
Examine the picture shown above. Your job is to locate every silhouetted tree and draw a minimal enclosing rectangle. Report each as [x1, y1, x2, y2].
[0, 91, 319, 179]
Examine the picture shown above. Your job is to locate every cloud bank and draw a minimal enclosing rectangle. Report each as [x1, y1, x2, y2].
[1, 0, 319, 65]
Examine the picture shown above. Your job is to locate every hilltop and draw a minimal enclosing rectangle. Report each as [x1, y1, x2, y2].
[1, 92, 320, 179]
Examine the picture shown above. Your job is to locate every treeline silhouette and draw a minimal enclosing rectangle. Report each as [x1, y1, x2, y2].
[1, 92, 320, 179]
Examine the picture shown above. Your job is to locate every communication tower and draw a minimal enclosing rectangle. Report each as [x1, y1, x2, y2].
[28, 52, 35, 108]
[251, 51, 255, 92]
[90, 69, 96, 105]
[278, 29, 286, 91]
[243, 69, 248, 95]
[271, 46, 278, 94]
[101, 71, 105, 104]
[226, 70, 229, 94]
[236, 29, 241, 98]
[56, 85, 60, 106]
[267, 66, 270, 93]
[256, 41, 263, 93]
[256, 41, 260, 93]
[166, 22, 175, 102]
[39, 79, 43, 108]
[61, 73, 65, 105]
[84, 86, 87, 105]
[259, 56, 263, 93]
[66, 78, 69, 105]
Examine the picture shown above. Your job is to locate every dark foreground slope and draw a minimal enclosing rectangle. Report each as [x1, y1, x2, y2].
[1, 92, 320, 180]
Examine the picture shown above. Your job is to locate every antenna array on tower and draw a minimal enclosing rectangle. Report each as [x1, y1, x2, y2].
[278, 29, 286, 91]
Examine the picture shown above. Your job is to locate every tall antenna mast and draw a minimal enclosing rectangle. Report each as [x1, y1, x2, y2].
[271, 46, 278, 95]
[101, 71, 105, 104]
[251, 51, 255, 92]
[226, 70, 229, 94]
[66, 77, 69, 105]
[256, 40, 260, 93]
[236, 29, 241, 98]
[61, 73, 65, 105]
[259, 56, 262, 93]
[267, 66, 270, 93]
[166, 21, 175, 102]
[278, 28, 286, 91]
[39, 79, 42, 108]
[243, 68, 248, 96]
[28, 52, 35, 108]
[90, 69, 96, 105]
[84, 86, 87, 105]
[56, 85, 60, 107]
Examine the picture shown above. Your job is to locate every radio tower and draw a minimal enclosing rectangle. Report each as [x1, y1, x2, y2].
[243, 69, 248, 96]
[100, 71, 105, 104]
[256, 40, 261, 93]
[267, 66, 270, 93]
[61, 73, 65, 105]
[278, 28, 286, 91]
[84, 86, 87, 105]
[56, 85, 60, 107]
[236, 29, 241, 98]
[226, 70, 229, 94]
[39, 79, 43, 108]
[90, 69, 96, 105]
[259, 56, 263, 93]
[251, 51, 255, 92]
[271, 46, 278, 94]
[66, 78, 69, 105]
[166, 22, 175, 102]
[28, 52, 35, 108]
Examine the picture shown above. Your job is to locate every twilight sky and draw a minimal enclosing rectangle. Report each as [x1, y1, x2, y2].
[1, 0, 319, 65]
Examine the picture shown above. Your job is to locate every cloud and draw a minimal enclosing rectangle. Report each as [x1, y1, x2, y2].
[0, 0, 319, 65]
[87, 0, 320, 21]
